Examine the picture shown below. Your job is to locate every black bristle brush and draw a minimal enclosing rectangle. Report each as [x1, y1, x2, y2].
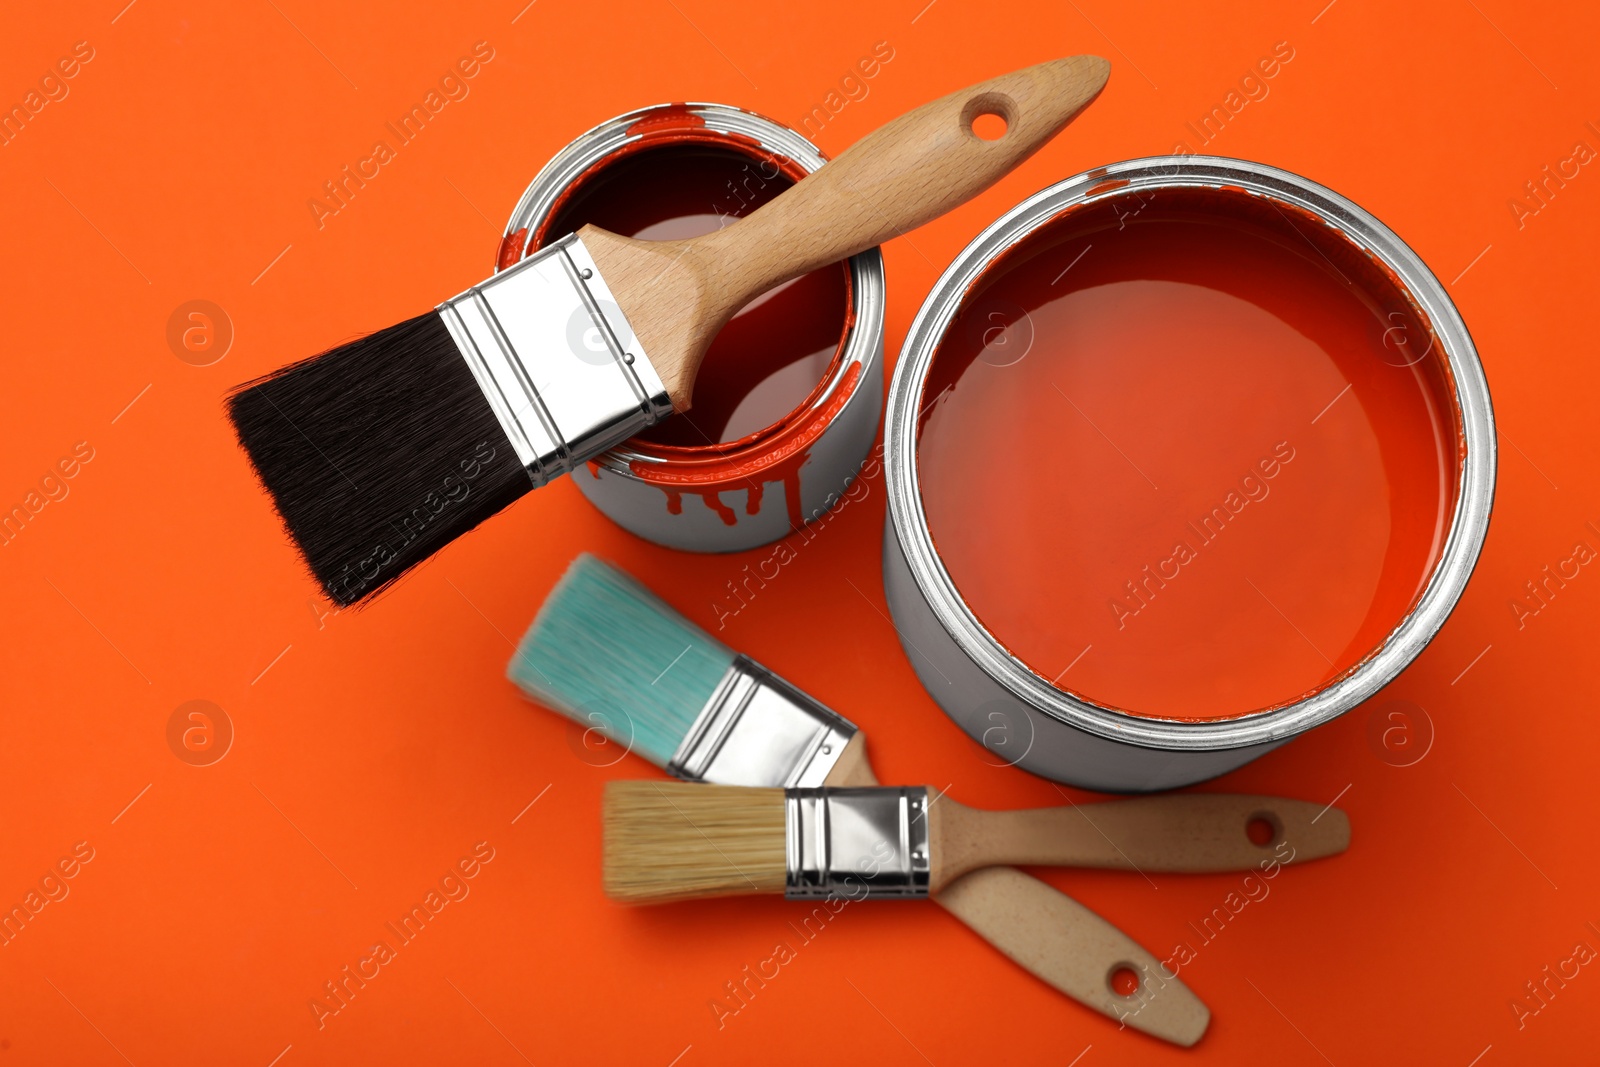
[227, 316, 531, 603]
[226, 58, 1108, 604]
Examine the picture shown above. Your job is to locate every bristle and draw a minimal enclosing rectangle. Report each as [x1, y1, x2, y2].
[603, 781, 786, 903]
[227, 312, 530, 606]
[508, 555, 735, 767]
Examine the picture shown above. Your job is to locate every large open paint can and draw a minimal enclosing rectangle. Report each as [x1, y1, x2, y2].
[883, 157, 1494, 792]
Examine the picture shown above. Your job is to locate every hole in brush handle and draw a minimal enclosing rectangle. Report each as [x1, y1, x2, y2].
[1246, 812, 1281, 847]
[961, 91, 1016, 142]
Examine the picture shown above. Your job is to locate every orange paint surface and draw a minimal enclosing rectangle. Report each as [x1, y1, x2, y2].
[918, 187, 1459, 719]
[3, 3, 1599, 1065]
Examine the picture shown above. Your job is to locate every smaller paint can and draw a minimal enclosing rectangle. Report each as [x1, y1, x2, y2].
[882, 157, 1495, 793]
[498, 103, 885, 552]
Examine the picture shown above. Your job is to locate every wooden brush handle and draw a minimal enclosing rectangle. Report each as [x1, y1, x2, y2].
[936, 794, 1351, 885]
[696, 55, 1109, 306]
[585, 56, 1109, 409]
[822, 737, 1207, 1045]
[937, 868, 1209, 1047]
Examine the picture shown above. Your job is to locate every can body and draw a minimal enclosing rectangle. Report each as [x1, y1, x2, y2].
[882, 157, 1495, 792]
[499, 103, 885, 553]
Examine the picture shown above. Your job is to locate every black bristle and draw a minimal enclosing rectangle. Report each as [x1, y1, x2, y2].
[227, 312, 530, 606]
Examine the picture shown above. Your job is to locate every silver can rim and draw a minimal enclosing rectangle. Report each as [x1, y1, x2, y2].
[883, 155, 1497, 751]
[499, 101, 885, 475]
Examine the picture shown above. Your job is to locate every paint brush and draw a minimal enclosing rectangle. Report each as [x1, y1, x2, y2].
[509, 555, 1351, 1046]
[602, 781, 1348, 903]
[227, 57, 1109, 606]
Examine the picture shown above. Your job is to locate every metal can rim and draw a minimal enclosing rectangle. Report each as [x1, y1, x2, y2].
[499, 101, 885, 479]
[884, 155, 1497, 751]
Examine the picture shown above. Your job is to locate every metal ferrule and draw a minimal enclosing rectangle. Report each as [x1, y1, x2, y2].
[437, 233, 672, 487]
[784, 787, 931, 900]
[668, 656, 858, 788]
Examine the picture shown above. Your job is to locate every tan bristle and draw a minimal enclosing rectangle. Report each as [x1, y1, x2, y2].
[603, 782, 787, 904]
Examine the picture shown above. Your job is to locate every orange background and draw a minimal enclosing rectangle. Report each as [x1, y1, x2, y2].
[2, 1, 1596, 1063]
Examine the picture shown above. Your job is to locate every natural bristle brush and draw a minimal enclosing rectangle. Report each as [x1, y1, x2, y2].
[227, 58, 1109, 605]
[509, 555, 1353, 1046]
[602, 782, 1349, 904]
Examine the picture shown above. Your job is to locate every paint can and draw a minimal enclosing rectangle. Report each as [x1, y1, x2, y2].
[882, 156, 1495, 792]
[498, 103, 885, 552]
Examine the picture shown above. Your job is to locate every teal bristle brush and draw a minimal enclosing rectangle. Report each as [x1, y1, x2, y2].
[510, 555, 1350, 1046]
[509, 554, 745, 774]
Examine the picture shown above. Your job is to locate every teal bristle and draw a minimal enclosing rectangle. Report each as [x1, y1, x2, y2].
[508, 554, 736, 768]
